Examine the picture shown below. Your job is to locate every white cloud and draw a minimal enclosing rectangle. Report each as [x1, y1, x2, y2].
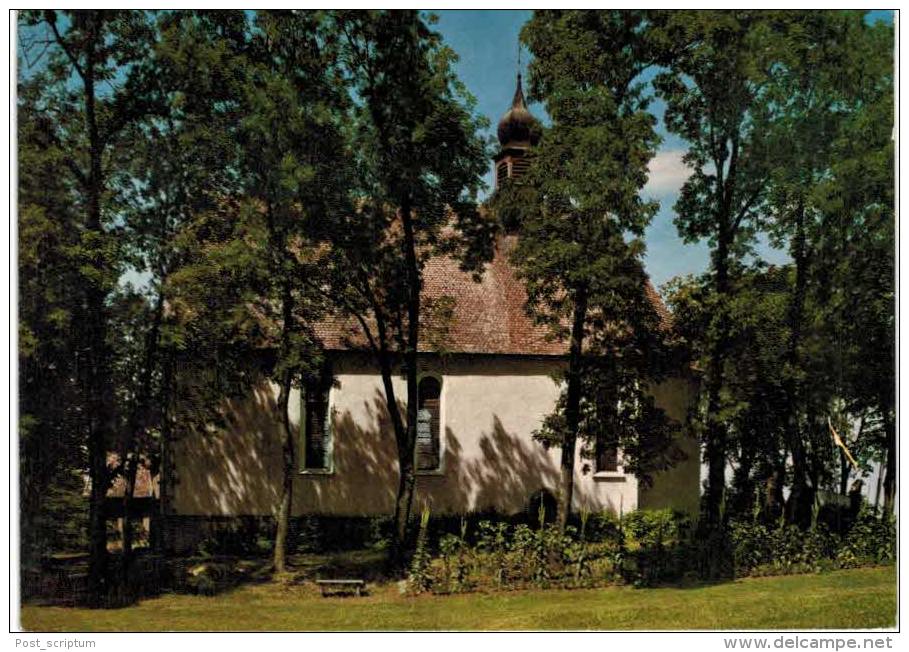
[644, 149, 692, 198]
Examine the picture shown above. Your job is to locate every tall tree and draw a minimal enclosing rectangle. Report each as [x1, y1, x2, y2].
[18, 66, 90, 571]
[154, 10, 351, 572]
[494, 10, 676, 529]
[327, 10, 491, 561]
[808, 16, 894, 513]
[660, 11, 894, 525]
[758, 11, 887, 525]
[666, 267, 791, 521]
[241, 10, 351, 573]
[650, 11, 784, 528]
[19, 9, 160, 603]
[107, 9, 256, 576]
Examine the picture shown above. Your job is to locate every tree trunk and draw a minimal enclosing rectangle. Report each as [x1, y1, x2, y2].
[557, 285, 588, 531]
[119, 293, 164, 593]
[882, 409, 895, 515]
[374, 340, 408, 568]
[704, 225, 731, 528]
[731, 447, 755, 517]
[764, 455, 785, 522]
[154, 357, 174, 554]
[81, 18, 112, 606]
[391, 195, 421, 564]
[838, 449, 851, 497]
[273, 370, 294, 573]
[271, 201, 297, 572]
[784, 199, 813, 528]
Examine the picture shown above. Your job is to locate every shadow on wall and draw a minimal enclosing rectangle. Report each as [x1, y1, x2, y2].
[299, 391, 560, 516]
[171, 374, 695, 521]
[172, 384, 284, 517]
[173, 382, 563, 518]
[296, 389, 401, 514]
[413, 417, 560, 515]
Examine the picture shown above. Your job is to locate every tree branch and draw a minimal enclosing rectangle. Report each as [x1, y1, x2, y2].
[731, 178, 767, 235]
[44, 11, 85, 80]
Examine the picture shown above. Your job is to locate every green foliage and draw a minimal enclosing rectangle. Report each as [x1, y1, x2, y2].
[492, 10, 679, 523]
[617, 509, 693, 587]
[18, 11, 165, 587]
[406, 507, 433, 595]
[405, 509, 697, 594]
[476, 520, 509, 587]
[730, 507, 894, 577]
[437, 527, 473, 594]
[655, 10, 895, 526]
[836, 508, 896, 568]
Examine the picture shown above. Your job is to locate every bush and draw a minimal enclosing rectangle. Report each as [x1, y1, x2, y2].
[406, 507, 433, 595]
[731, 520, 772, 573]
[836, 507, 895, 567]
[730, 507, 893, 578]
[620, 509, 692, 586]
[404, 508, 693, 594]
[437, 528, 473, 593]
[195, 517, 271, 558]
[403, 506, 894, 595]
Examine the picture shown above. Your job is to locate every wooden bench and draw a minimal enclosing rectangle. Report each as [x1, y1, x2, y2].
[315, 579, 366, 597]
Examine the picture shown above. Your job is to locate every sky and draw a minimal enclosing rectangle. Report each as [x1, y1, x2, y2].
[19, 10, 893, 293]
[432, 9, 893, 502]
[433, 9, 894, 290]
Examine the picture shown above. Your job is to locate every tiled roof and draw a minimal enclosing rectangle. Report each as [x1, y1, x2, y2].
[104, 453, 158, 498]
[316, 235, 671, 357]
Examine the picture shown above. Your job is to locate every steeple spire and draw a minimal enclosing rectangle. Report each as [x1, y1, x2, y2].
[511, 73, 527, 112]
[493, 69, 541, 191]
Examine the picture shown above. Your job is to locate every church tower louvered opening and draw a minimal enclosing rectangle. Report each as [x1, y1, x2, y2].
[493, 73, 540, 189]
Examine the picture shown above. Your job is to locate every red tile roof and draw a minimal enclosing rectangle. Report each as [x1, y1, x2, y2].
[316, 235, 671, 357]
[104, 453, 158, 498]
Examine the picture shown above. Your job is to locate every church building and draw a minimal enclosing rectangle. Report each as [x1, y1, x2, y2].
[165, 76, 701, 549]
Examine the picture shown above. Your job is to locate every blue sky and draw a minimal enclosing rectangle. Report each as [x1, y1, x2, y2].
[433, 9, 893, 290]
[19, 10, 892, 291]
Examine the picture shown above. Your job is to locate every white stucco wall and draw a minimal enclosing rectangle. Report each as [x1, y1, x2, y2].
[170, 353, 698, 518]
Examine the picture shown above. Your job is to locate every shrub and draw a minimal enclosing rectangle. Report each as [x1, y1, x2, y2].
[401, 506, 897, 596]
[731, 520, 772, 573]
[406, 507, 433, 594]
[584, 511, 622, 543]
[400, 508, 695, 594]
[435, 519, 474, 593]
[730, 509, 894, 578]
[620, 509, 691, 586]
[836, 507, 895, 567]
[476, 520, 509, 587]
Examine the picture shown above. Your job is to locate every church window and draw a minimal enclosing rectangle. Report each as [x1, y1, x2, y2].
[595, 436, 619, 474]
[302, 365, 333, 472]
[416, 375, 442, 472]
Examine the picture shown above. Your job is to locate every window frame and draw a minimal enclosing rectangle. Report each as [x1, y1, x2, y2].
[299, 371, 334, 476]
[414, 371, 445, 475]
[593, 437, 623, 479]
[592, 394, 630, 480]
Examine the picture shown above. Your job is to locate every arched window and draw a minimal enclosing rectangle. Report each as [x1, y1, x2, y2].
[302, 363, 333, 472]
[416, 376, 441, 471]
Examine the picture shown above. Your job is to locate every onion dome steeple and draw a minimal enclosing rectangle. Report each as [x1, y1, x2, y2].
[496, 73, 540, 148]
[493, 73, 540, 190]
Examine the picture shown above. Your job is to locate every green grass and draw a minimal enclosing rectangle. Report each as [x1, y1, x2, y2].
[20, 566, 895, 631]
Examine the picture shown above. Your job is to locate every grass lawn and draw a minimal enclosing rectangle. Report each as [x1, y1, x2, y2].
[20, 565, 895, 631]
